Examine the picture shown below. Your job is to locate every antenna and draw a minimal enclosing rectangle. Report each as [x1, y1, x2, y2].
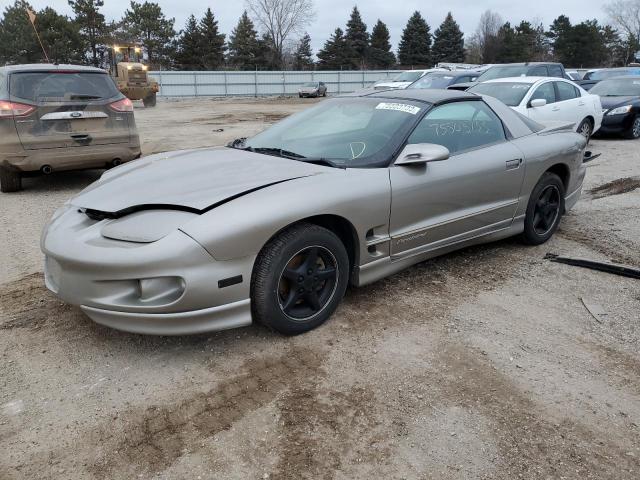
[25, 8, 50, 63]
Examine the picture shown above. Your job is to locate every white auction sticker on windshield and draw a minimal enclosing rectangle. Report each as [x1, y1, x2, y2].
[376, 102, 421, 115]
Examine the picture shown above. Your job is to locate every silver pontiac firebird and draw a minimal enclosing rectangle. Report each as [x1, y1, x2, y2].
[41, 89, 588, 335]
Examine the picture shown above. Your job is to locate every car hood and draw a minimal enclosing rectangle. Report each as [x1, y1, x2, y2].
[71, 147, 333, 214]
[599, 96, 639, 110]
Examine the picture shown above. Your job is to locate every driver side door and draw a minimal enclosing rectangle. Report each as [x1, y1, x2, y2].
[389, 100, 525, 257]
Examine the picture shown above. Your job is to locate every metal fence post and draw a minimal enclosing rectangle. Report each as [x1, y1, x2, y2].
[338, 69, 341, 94]
[193, 72, 198, 96]
[224, 71, 228, 96]
[254, 67, 258, 98]
[158, 67, 163, 96]
[362, 69, 365, 88]
[282, 71, 286, 96]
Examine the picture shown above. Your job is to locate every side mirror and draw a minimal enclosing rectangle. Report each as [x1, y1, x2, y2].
[395, 143, 450, 166]
[529, 98, 547, 108]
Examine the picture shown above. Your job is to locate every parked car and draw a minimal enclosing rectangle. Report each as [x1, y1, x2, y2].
[298, 81, 327, 98]
[0, 64, 141, 193]
[42, 89, 588, 336]
[373, 69, 445, 90]
[407, 70, 484, 90]
[448, 62, 570, 91]
[578, 67, 640, 91]
[469, 77, 602, 139]
[591, 76, 640, 139]
[566, 70, 583, 81]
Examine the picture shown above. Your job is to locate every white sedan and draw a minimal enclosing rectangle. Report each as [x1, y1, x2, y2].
[469, 77, 603, 138]
[373, 69, 446, 90]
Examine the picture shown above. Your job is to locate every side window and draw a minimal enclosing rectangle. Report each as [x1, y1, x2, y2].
[530, 82, 556, 104]
[407, 101, 506, 155]
[549, 65, 564, 77]
[556, 81, 578, 101]
[529, 66, 548, 76]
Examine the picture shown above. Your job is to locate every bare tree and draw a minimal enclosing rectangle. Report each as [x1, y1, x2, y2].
[245, 0, 315, 69]
[604, 0, 640, 43]
[474, 9, 503, 63]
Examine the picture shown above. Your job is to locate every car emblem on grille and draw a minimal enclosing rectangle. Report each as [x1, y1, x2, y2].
[70, 112, 82, 118]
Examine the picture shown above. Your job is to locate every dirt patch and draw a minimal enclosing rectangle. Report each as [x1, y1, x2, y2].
[590, 177, 640, 199]
[432, 345, 640, 478]
[191, 112, 289, 125]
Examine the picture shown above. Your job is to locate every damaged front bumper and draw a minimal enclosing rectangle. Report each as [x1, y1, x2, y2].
[42, 206, 254, 335]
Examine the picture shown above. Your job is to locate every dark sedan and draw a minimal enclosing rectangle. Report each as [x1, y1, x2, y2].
[407, 70, 483, 90]
[578, 67, 640, 91]
[591, 76, 640, 139]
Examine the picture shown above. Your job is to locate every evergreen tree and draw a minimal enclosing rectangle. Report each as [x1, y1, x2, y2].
[397, 11, 432, 67]
[431, 12, 465, 63]
[38, 7, 84, 63]
[122, 1, 176, 67]
[255, 33, 277, 69]
[68, 0, 108, 66]
[0, 1, 41, 64]
[368, 19, 395, 68]
[293, 33, 314, 70]
[495, 22, 520, 62]
[227, 11, 260, 69]
[199, 7, 225, 69]
[176, 14, 202, 69]
[345, 6, 369, 69]
[317, 28, 349, 70]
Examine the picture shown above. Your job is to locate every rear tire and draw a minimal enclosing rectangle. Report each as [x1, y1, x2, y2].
[576, 118, 592, 143]
[520, 172, 565, 245]
[251, 222, 349, 335]
[624, 115, 640, 139]
[142, 93, 156, 107]
[0, 167, 22, 193]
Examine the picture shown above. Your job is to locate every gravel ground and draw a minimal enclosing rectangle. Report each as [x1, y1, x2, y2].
[1, 97, 639, 480]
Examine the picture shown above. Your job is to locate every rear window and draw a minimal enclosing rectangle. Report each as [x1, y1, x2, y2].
[9, 71, 120, 103]
[468, 82, 533, 106]
[408, 74, 455, 89]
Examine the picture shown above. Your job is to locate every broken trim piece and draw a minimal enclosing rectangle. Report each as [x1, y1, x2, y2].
[82, 177, 309, 221]
[545, 253, 640, 279]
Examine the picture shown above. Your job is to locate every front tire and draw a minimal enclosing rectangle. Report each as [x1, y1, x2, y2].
[624, 115, 640, 139]
[0, 167, 22, 193]
[142, 93, 156, 107]
[251, 223, 349, 335]
[521, 172, 565, 245]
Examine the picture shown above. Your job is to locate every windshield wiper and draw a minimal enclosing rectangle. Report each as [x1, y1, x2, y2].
[250, 147, 307, 159]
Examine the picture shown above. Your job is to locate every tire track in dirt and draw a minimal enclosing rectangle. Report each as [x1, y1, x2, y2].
[430, 345, 640, 479]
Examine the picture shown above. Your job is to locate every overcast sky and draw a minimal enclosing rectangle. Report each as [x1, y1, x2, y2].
[22, 0, 609, 53]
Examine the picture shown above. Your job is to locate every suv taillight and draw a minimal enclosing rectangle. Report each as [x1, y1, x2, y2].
[109, 98, 134, 112]
[0, 101, 36, 117]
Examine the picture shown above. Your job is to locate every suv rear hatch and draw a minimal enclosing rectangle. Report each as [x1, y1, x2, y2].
[9, 70, 132, 150]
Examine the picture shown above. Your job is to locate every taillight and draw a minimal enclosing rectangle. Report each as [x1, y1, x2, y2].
[0, 101, 36, 118]
[109, 98, 133, 112]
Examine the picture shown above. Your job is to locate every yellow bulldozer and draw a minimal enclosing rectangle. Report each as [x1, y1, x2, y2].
[109, 44, 159, 107]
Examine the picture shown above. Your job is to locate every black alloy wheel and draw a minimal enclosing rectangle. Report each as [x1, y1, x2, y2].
[251, 222, 349, 335]
[277, 246, 338, 320]
[521, 172, 565, 245]
[626, 116, 640, 139]
[532, 185, 561, 236]
[577, 119, 592, 141]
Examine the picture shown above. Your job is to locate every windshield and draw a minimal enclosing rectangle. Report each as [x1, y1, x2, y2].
[477, 66, 529, 81]
[302, 82, 318, 87]
[394, 71, 423, 82]
[590, 78, 640, 96]
[9, 72, 120, 103]
[468, 82, 533, 106]
[408, 73, 456, 89]
[585, 69, 640, 81]
[240, 97, 427, 168]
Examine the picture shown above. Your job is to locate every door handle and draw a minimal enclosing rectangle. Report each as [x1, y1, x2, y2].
[578, 102, 585, 106]
[552, 107, 560, 111]
[505, 158, 522, 170]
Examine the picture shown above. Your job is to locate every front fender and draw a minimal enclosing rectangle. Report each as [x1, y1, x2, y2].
[180, 168, 391, 265]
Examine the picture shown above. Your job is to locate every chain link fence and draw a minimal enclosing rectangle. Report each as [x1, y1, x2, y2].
[149, 70, 404, 97]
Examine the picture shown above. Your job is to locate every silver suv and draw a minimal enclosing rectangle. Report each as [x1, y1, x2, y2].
[0, 64, 141, 192]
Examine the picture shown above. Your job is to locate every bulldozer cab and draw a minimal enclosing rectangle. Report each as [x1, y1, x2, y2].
[108, 45, 158, 106]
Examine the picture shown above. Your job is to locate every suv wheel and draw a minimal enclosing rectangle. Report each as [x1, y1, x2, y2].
[0, 167, 22, 193]
[624, 115, 640, 139]
[143, 93, 156, 107]
[251, 222, 349, 335]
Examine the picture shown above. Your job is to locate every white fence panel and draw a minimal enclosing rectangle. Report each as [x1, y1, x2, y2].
[149, 70, 403, 97]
